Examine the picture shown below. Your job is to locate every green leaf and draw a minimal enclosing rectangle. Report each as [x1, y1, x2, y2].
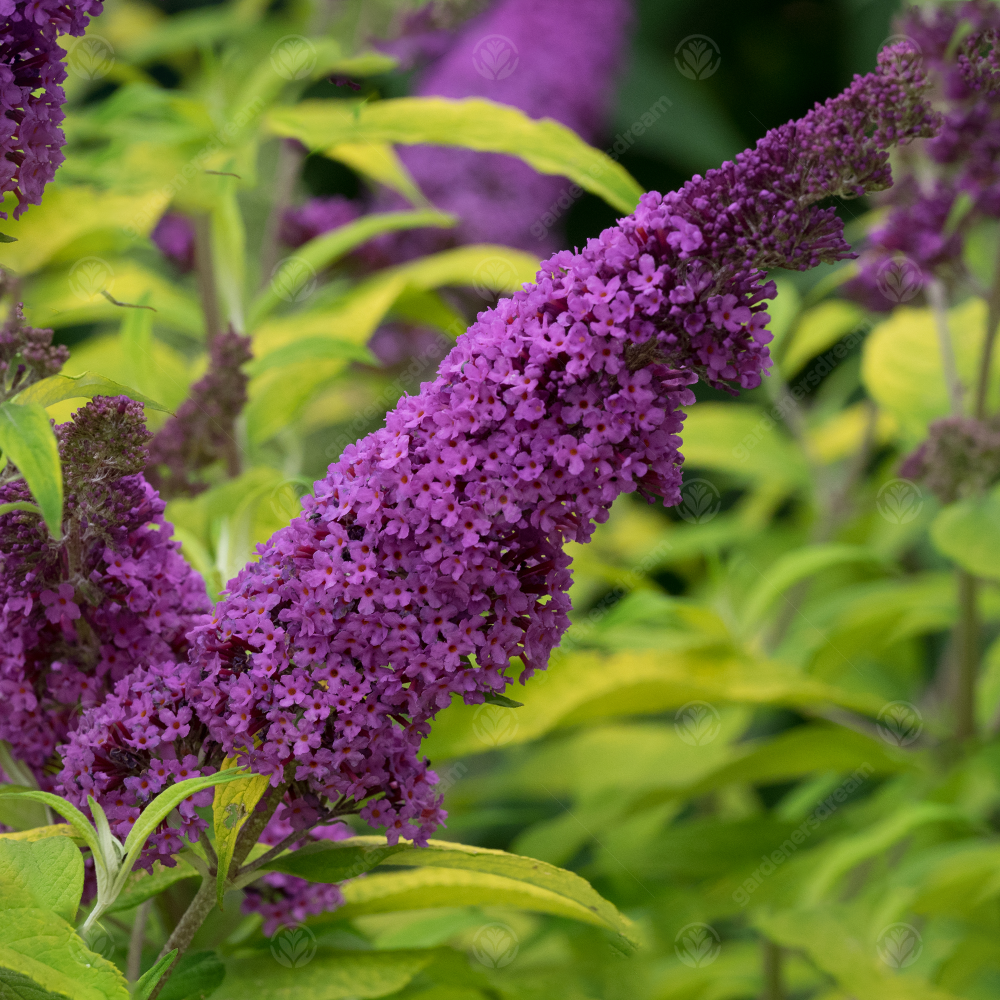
[741, 544, 891, 629]
[105, 860, 199, 914]
[423, 648, 886, 761]
[0, 838, 83, 922]
[247, 209, 456, 328]
[156, 952, 224, 1000]
[266, 97, 643, 213]
[254, 841, 406, 884]
[245, 337, 377, 376]
[210, 179, 247, 331]
[132, 951, 177, 1000]
[0, 784, 47, 833]
[0, 233, 16, 243]
[324, 143, 429, 207]
[332, 867, 636, 945]
[119, 770, 251, 883]
[0, 967, 72, 1000]
[15, 372, 169, 413]
[931, 484, 1000, 580]
[779, 300, 865, 378]
[1, 795, 101, 869]
[211, 949, 430, 1000]
[0, 403, 62, 539]
[0, 826, 86, 846]
[755, 906, 960, 1000]
[212, 758, 270, 909]
[0, 503, 41, 518]
[863, 296, 1000, 444]
[484, 693, 524, 708]
[0, 908, 129, 1000]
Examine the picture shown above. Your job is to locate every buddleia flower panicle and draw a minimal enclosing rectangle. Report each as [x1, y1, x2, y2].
[59, 45, 936, 892]
[846, 1, 1000, 309]
[0, 0, 103, 218]
[0, 302, 68, 399]
[280, 195, 361, 249]
[0, 388, 210, 784]
[150, 212, 196, 273]
[146, 328, 252, 499]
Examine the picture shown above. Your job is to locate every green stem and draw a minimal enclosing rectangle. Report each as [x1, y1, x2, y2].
[974, 237, 1000, 418]
[193, 213, 222, 347]
[150, 877, 217, 999]
[954, 570, 979, 742]
[761, 939, 786, 1000]
[126, 898, 153, 984]
[258, 141, 304, 291]
[927, 278, 964, 416]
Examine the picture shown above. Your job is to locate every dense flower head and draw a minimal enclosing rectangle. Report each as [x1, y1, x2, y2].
[0, 302, 67, 399]
[847, 2, 1000, 309]
[900, 414, 1000, 503]
[1, 0, 103, 218]
[151, 213, 196, 273]
[146, 329, 252, 498]
[280, 195, 361, 249]
[0, 395, 210, 782]
[58, 47, 935, 880]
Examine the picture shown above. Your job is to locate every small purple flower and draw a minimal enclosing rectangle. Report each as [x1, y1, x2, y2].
[151, 213, 196, 273]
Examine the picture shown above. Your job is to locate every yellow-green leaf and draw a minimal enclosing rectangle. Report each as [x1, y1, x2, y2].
[324, 142, 429, 206]
[213, 757, 270, 908]
[266, 97, 643, 213]
[15, 372, 169, 413]
[0, 402, 62, 538]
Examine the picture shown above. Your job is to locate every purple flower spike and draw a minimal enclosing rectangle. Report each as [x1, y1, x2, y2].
[0, 395, 210, 784]
[58, 46, 935, 889]
[0, 0, 103, 218]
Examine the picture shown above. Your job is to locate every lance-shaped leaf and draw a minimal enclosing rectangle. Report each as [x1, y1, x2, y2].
[14, 372, 169, 412]
[247, 208, 456, 328]
[325, 142, 429, 207]
[0, 402, 62, 538]
[266, 97, 644, 214]
[133, 951, 177, 1000]
[212, 757, 270, 908]
[259, 836, 638, 949]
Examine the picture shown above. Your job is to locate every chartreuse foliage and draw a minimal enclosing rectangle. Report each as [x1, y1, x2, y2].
[4, 2, 1000, 1000]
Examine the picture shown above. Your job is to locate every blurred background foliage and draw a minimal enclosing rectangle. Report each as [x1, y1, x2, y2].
[7, 0, 1000, 999]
